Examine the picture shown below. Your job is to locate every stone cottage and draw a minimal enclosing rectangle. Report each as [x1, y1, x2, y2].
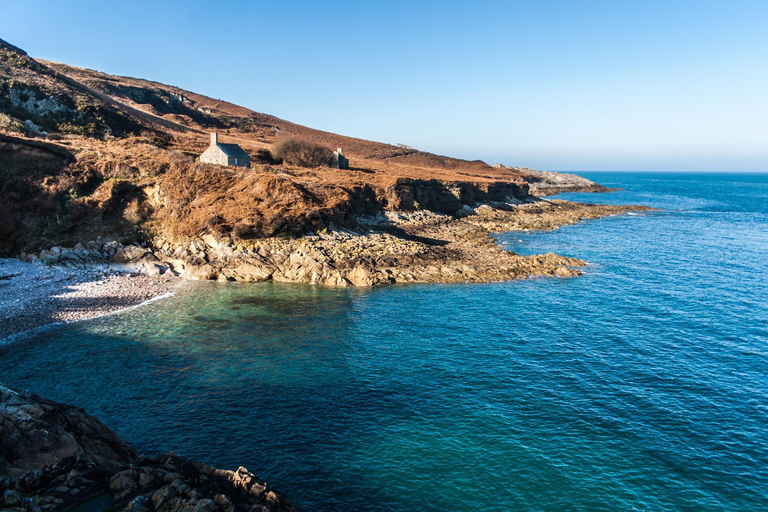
[198, 133, 251, 168]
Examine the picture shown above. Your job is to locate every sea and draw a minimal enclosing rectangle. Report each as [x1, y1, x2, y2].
[1, 172, 766, 512]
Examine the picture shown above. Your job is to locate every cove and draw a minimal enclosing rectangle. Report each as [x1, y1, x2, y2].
[2, 172, 767, 512]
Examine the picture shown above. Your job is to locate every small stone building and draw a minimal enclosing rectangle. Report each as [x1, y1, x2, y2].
[198, 133, 251, 168]
[332, 148, 349, 170]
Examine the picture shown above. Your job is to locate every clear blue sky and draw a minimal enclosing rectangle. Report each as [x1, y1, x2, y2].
[2, 0, 767, 171]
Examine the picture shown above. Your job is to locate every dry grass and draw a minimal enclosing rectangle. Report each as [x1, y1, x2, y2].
[0, 40, 543, 255]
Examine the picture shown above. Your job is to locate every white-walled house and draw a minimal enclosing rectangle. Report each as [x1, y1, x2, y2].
[198, 133, 251, 168]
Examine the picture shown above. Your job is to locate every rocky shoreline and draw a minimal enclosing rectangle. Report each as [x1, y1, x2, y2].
[168, 199, 649, 285]
[2, 200, 651, 341]
[0, 384, 299, 512]
[17, 200, 651, 288]
[0, 199, 652, 511]
[519, 168, 619, 196]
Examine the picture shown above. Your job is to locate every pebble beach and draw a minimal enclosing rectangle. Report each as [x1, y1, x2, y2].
[0, 258, 185, 340]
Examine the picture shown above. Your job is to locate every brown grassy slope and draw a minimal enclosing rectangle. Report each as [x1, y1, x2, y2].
[0, 130, 390, 253]
[0, 38, 547, 256]
[0, 128, 535, 255]
[38, 59, 531, 183]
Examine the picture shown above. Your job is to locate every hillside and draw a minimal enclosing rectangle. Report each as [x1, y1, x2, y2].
[2, 37, 522, 177]
[34, 59, 530, 177]
[0, 37, 625, 287]
[1, 38, 525, 249]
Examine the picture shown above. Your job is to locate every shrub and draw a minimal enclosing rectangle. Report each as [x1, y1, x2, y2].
[232, 222, 258, 239]
[0, 113, 25, 134]
[253, 148, 281, 165]
[149, 134, 170, 148]
[271, 138, 334, 168]
[205, 214, 231, 235]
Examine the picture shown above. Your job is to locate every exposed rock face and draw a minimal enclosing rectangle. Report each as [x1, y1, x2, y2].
[150, 200, 649, 286]
[383, 178, 529, 213]
[109, 456, 296, 512]
[515, 168, 617, 196]
[8, 87, 69, 117]
[0, 384, 300, 512]
[0, 384, 136, 511]
[0, 38, 154, 138]
[24, 201, 651, 288]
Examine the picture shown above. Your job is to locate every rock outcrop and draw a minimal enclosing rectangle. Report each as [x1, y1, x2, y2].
[513, 168, 617, 196]
[22, 240, 172, 276]
[151, 200, 649, 286]
[21, 200, 651, 287]
[0, 384, 299, 512]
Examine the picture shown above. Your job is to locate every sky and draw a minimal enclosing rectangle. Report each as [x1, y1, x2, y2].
[1, 0, 767, 171]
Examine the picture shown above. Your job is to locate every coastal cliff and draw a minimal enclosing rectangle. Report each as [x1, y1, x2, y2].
[0, 384, 299, 512]
[1, 36, 656, 512]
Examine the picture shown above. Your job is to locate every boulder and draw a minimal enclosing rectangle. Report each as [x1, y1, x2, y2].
[59, 248, 84, 264]
[227, 263, 272, 282]
[38, 249, 60, 265]
[85, 240, 104, 254]
[0, 385, 301, 512]
[111, 245, 150, 264]
[102, 240, 121, 259]
[346, 265, 376, 287]
[454, 204, 476, 218]
[26, 254, 42, 265]
[555, 266, 580, 277]
[185, 264, 219, 281]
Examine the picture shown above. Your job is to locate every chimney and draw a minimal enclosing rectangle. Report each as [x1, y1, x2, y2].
[210, 132, 218, 146]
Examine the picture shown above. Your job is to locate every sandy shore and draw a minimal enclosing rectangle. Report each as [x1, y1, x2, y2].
[0, 259, 185, 340]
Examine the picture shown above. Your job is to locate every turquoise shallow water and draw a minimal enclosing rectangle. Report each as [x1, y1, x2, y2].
[2, 172, 767, 511]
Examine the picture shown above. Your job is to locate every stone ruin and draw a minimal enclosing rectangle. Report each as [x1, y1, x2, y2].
[333, 147, 349, 170]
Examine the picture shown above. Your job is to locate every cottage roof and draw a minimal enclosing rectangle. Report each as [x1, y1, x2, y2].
[217, 143, 249, 158]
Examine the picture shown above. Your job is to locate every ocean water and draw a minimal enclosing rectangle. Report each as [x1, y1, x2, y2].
[1, 172, 767, 511]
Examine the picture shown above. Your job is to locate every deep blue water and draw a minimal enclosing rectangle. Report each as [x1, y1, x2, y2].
[2, 172, 767, 511]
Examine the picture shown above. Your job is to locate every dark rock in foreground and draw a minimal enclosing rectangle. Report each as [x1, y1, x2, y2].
[0, 385, 299, 512]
